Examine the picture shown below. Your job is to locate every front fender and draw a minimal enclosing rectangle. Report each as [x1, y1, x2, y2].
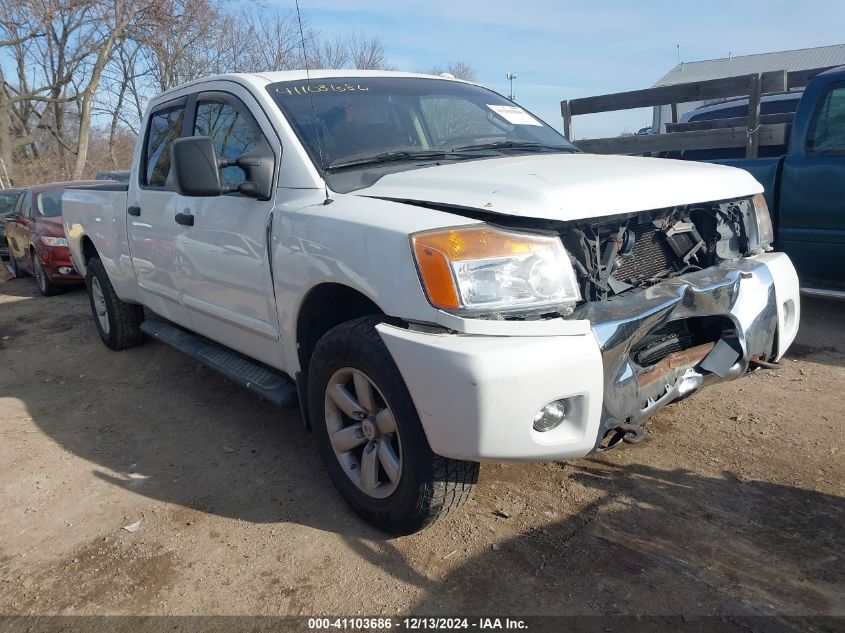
[270, 191, 481, 374]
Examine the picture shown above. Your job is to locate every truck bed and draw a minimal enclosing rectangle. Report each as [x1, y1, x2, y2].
[62, 185, 142, 304]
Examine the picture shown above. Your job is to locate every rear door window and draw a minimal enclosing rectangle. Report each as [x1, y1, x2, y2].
[143, 101, 186, 188]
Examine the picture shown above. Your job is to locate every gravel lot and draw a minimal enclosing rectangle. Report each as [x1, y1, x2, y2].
[1, 269, 843, 625]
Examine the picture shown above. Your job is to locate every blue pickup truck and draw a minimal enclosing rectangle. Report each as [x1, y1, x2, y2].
[690, 67, 845, 297]
[565, 65, 845, 297]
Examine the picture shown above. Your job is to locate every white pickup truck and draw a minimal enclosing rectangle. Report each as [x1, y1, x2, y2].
[63, 70, 800, 533]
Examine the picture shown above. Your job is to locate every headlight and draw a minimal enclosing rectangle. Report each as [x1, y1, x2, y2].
[746, 193, 774, 251]
[40, 236, 68, 247]
[411, 225, 581, 315]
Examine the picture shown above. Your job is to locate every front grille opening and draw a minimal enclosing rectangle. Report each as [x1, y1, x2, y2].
[632, 316, 736, 368]
[614, 223, 682, 284]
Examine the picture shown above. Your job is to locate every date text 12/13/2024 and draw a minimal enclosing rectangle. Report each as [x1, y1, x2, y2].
[307, 617, 528, 630]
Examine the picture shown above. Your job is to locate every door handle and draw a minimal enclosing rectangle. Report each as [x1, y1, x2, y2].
[127, 205, 141, 216]
[175, 212, 194, 226]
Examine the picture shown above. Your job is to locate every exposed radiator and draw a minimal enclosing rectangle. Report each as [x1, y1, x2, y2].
[614, 223, 682, 284]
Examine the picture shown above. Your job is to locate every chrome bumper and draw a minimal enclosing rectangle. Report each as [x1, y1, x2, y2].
[572, 252, 800, 449]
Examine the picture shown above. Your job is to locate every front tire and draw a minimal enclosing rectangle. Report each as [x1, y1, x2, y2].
[85, 257, 144, 350]
[32, 251, 61, 296]
[308, 316, 478, 534]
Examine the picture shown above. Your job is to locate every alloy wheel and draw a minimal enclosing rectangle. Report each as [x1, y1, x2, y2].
[90, 276, 110, 335]
[324, 367, 402, 499]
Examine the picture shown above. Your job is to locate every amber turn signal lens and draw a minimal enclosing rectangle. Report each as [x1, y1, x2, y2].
[412, 239, 461, 309]
[413, 226, 552, 262]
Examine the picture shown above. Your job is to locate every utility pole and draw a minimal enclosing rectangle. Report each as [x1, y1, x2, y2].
[506, 72, 517, 100]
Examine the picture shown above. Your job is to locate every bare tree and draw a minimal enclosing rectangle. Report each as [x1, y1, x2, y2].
[1, 0, 404, 184]
[237, 7, 307, 72]
[0, 0, 159, 180]
[0, 0, 90, 180]
[310, 36, 350, 69]
[96, 36, 145, 166]
[427, 61, 477, 82]
[348, 32, 393, 70]
[305, 32, 393, 71]
[136, 0, 221, 92]
[71, 0, 161, 179]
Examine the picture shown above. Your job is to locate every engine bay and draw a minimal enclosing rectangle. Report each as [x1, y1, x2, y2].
[561, 197, 755, 302]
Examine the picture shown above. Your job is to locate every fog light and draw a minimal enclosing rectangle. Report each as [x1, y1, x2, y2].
[58, 266, 72, 274]
[533, 399, 568, 432]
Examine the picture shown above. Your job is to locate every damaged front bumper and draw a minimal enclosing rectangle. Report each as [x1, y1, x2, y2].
[575, 251, 800, 451]
[378, 252, 800, 462]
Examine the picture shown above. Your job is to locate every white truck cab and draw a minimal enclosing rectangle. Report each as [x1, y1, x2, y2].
[63, 70, 800, 533]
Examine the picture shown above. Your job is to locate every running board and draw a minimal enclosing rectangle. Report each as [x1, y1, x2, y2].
[801, 287, 845, 301]
[140, 319, 299, 409]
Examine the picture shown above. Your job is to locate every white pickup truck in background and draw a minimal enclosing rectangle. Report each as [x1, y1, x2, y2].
[63, 70, 800, 533]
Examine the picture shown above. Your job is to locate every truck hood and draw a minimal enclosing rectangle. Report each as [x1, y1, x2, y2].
[356, 153, 762, 222]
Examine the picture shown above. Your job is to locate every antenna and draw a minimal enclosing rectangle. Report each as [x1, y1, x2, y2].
[506, 72, 517, 100]
[295, 0, 331, 203]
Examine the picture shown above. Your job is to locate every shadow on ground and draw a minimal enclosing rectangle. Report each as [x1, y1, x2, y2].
[400, 462, 844, 620]
[2, 275, 844, 620]
[783, 297, 845, 369]
[1, 276, 380, 539]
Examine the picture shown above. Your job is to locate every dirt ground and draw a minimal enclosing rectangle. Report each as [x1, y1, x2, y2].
[1, 268, 843, 625]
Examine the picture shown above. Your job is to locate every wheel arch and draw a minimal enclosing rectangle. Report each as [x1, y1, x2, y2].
[78, 235, 100, 275]
[295, 282, 385, 374]
[29, 241, 42, 267]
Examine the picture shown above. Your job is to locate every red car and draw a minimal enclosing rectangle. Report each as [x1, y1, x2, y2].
[4, 181, 103, 295]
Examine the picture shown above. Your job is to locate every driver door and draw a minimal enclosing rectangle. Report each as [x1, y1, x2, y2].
[175, 87, 284, 368]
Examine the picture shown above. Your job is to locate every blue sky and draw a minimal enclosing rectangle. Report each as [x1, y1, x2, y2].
[288, 0, 845, 138]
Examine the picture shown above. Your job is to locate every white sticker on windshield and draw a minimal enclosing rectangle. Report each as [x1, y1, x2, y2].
[487, 104, 542, 126]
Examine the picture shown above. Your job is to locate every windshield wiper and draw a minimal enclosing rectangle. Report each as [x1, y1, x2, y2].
[326, 150, 468, 170]
[449, 141, 577, 154]
[324, 143, 553, 171]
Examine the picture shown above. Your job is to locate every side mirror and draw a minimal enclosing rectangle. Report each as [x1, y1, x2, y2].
[171, 136, 223, 197]
[234, 145, 275, 201]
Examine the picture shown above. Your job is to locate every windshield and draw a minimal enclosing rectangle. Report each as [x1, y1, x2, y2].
[267, 77, 574, 171]
[36, 190, 65, 218]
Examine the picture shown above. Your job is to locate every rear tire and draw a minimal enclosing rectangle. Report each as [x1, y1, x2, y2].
[32, 251, 61, 296]
[308, 315, 478, 534]
[7, 242, 20, 277]
[86, 257, 144, 350]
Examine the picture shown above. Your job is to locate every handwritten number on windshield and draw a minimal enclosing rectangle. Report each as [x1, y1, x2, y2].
[275, 84, 370, 96]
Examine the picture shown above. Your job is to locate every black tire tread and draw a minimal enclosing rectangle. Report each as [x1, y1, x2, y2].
[310, 315, 478, 534]
[424, 454, 480, 522]
[86, 257, 144, 350]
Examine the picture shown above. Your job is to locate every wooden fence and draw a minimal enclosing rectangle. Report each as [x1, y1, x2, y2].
[559, 66, 836, 159]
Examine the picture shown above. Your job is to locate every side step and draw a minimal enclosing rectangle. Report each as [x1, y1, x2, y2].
[140, 319, 299, 409]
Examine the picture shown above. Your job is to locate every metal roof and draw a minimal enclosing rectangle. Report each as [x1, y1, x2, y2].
[653, 44, 845, 87]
